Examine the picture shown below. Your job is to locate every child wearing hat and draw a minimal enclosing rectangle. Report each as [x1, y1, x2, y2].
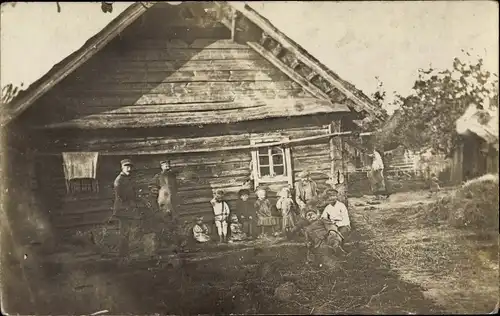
[210, 189, 231, 243]
[254, 187, 279, 238]
[192, 216, 210, 243]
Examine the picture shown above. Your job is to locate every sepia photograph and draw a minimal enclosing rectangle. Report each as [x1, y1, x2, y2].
[0, 1, 498, 315]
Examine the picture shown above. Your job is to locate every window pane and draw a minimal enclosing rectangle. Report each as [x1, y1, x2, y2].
[258, 147, 268, 155]
[270, 147, 283, 155]
[259, 156, 269, 166]
[274, 165, 285, 176]
[272, 154, 283, 165]
[260, 166, 270, 176]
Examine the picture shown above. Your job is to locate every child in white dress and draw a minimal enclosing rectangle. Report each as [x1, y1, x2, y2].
[276, 187, 296, 234]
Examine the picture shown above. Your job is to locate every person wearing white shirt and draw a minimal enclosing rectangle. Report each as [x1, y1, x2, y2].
[368, 148, 387, 199]
[211, 190, 231, 243]
[320, 189, 351, 236]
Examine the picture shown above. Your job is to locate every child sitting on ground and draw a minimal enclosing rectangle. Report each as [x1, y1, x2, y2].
[276, 186, 296, 234]
[254, 187, 279, 238]
[210, 189, 231, 243]
[236, 188, 254, 238]
[192, 216, 210, 243]
[229, 213, 247, 243]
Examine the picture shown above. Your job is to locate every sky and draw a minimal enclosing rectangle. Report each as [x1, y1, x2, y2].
[1, 1, 498, 114]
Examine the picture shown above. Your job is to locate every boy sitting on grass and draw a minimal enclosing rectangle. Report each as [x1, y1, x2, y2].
[192, 216, 210, 244]
[320, 188, 351, 238]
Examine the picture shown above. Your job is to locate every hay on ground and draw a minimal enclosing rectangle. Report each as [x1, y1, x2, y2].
[418, 174, 499, 231]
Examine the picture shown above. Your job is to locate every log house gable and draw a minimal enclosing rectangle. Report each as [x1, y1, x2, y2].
[2, 1, 381, 128]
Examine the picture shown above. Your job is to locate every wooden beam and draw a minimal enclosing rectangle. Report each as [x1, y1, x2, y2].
[247, 42, 329, 100]
[271, 43, 284, 58]
[290, 59, 301, 70]
[0, 3, 151, 127]
[36, 131, 374, 156]
[259, 32, 271, 47]
[324, 85, 335, 94]
[307, 72, 319, 82]
[231, 10, 239, 41]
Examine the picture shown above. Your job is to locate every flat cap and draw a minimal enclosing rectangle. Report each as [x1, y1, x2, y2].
[120, 159, 133, 166]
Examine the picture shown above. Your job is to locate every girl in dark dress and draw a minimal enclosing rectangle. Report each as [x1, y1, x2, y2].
[254, 187, 279, 238]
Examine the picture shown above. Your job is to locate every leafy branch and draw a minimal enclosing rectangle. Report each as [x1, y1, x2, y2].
[375, 52, 498, 156]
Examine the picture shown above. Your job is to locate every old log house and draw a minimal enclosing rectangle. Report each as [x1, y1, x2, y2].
[1, 2, 385, 237]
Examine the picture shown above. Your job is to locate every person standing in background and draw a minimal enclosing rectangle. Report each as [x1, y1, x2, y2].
[368, 148, 387, 200]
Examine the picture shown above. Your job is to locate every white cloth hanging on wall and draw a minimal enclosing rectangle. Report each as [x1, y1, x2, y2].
[62, 152, 99, 180]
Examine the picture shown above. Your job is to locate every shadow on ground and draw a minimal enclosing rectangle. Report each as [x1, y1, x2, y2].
[2, 221, 445, 315]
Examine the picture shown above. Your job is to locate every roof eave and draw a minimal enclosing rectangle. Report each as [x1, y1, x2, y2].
[0, 2, 152, 128]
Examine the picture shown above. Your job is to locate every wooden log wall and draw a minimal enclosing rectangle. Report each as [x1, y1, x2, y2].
[33, 123, 336, 231]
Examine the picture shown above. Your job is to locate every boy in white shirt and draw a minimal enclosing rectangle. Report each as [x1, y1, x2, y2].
[320, 188, 351, 237]
[211, 189, 231, 243]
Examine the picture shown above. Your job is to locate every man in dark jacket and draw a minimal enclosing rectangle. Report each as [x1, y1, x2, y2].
[148, 160, 181, 253]
[112, 159, 141, 262]
[150, 160, 177, 216]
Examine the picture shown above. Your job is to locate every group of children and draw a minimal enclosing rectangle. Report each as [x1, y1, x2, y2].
[192, 185, 300, 244]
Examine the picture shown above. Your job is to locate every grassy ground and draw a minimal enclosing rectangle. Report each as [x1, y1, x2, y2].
[2, 183, 498, 315]
[351, 184, 499, 314]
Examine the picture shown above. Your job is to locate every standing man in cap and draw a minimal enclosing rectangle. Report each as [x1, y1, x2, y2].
[149, 159, 180, 251]
[150, 160, 177, 217]
[294, 170, 318, 218]
[112, 158, 142, 263]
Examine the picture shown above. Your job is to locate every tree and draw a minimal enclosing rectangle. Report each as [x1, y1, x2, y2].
[377, 53, 499, 156]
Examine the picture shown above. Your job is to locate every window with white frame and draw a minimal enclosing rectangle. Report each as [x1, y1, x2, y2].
[251, 137, 293, 187]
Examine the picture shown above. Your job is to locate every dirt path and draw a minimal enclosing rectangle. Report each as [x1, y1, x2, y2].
[350, 191, 499, 314]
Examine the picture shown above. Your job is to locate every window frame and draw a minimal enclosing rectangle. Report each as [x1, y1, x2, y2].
[250, 135, 293, 189]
